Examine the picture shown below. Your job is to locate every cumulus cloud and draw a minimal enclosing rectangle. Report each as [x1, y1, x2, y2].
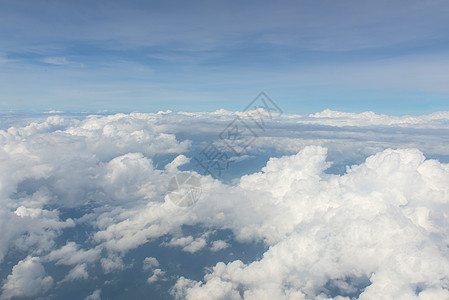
[0, 205, 74, 263]
[210, 240, 229, 252]
[183, 239, 207, 254]
[101, 255, 126, 274]
[0, 112, 190, 266]
[0, 210, 24, 264]
[84, 289, 101, 300]
[1, 257, 53, 299]
[147, 269, 166, 284]
[64, 113, 191, 161]
[166, 236, 207, 253]
[142, 257, 165, 284]
[143, 257, 160, 271]
[171, 146, 449, 299]
[1, 111, 449, 298]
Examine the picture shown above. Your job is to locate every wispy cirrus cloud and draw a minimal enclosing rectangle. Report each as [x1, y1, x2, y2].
[42, 56, 70, 66]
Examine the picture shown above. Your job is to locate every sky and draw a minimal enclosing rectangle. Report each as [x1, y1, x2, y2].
[1, 0, 449, 114]
[1, 2, 449, 299]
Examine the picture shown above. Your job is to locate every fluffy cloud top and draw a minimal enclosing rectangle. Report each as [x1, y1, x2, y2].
[0, 112, 448, 298]
[210, 240, 229, 252]
[147, 269, 166, 284]
[171, 146, 449, 299]
[1, 257, 53, 299]
[308, 109, 449, 127]
[143, 257, 160, 271]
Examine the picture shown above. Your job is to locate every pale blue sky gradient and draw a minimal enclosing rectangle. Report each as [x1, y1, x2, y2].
[1, 0, 449, 114]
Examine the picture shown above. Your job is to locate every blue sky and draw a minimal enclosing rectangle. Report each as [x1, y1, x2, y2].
[1, 0, 449, 115]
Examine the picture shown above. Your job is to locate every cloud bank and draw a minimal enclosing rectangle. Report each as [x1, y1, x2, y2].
[0, 111, 448, 298]
[171, 146, 449, 299]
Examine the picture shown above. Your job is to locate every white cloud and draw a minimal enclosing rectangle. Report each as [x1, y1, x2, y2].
[41, 56, 84, 68]
[171, 146, 449, 299]
[170, 276, 241, 300]
[147, 269, 166, 284]
[0, 112, 191, 269]
[42, 56, 70, 65]
[166, 236, 207, 254]
[101, 255, 126, 274]
[307, 109, 449, 128]
[0, 210, 24, 264]
[84, 289, 101, 300]
[60, 263, 89, 282]
[165, 154, 190, 172]
[1, 257, 53, 299]
[44, 110, 65, 114]
[183, 238, 207, 254]
[45, 242, 100, 265]
[210, 240, 229, 252]
[143, 257, 160, 271]
[1, 204, 75, 262]
[64, 113, 191, 161]
[167, 236, 194, 247]
[93, 201, 180, 253]
[1, 112, 449, 298]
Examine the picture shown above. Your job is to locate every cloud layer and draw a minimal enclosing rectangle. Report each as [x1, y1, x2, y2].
[0, 111, 448, 298]
[172, 146, 449, 299]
